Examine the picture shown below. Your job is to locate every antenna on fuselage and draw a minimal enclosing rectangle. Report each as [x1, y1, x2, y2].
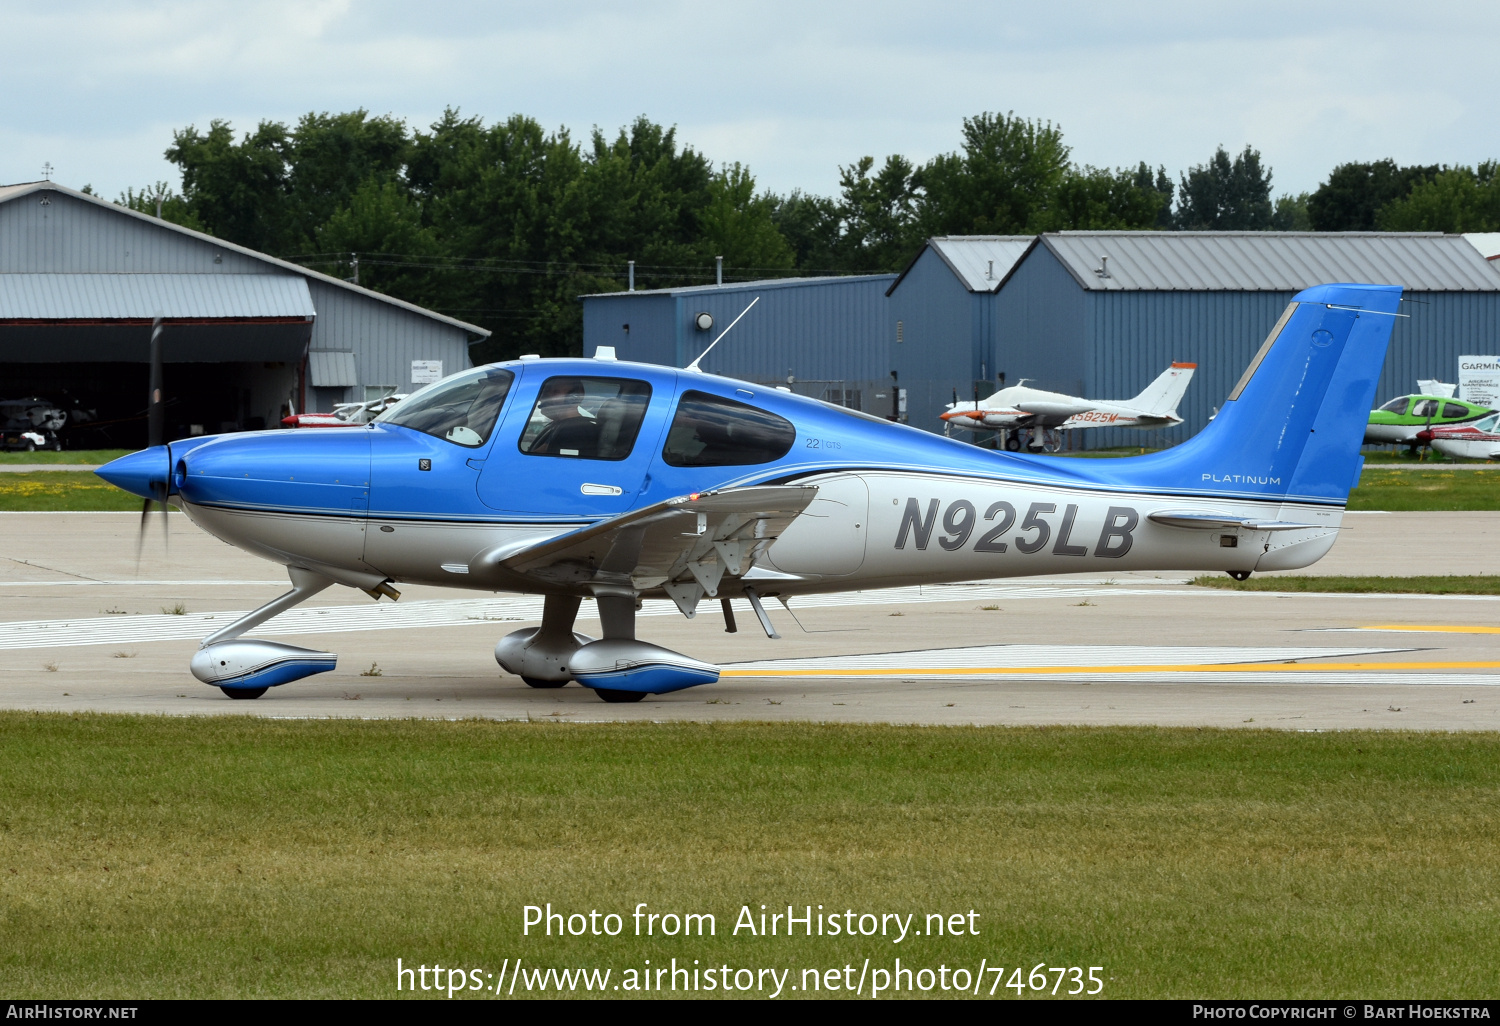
[685, 296, 759, 373]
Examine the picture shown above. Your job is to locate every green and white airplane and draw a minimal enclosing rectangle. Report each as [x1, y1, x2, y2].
[1364, 393, 1494, 449]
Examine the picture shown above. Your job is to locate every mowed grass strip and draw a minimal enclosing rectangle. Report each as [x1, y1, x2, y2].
[0, 472, 158, 511]
[1192, 574, 1500, 595]
[1, 716, 1497, 999]
[1348, 467, 1500, 511]
[0, 450, 135, 466]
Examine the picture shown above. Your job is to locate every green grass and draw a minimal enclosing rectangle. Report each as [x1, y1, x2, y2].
[2, 715, 1498, 998]
[1348, 467, 1500, 510]
[0, 471, 154, 511]
[0, 449, 134, 465]
[1192, 574, 1500, 594]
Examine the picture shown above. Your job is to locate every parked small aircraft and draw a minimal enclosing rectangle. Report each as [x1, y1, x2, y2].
[0, 397, 67, 452]
[282, 394, 407, 429]
[99, 284, 1400, 703]
[1428, 411, 1500, 461]
[1363, 393, 1491, 450]
[940, 363, 1196, 451]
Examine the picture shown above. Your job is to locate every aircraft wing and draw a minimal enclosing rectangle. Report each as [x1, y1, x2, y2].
[1015, 400, 1093, 418]
[475, 486, 818, 612]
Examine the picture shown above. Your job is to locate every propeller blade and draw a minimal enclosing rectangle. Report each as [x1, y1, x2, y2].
[147, 316, 164, 449]
[136, 316, 170, 565]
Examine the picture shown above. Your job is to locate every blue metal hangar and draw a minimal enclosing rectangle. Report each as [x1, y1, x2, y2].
[0, 180, 487, 446]
[580, 273, 899, 415]
[891, 231, 1500, 447]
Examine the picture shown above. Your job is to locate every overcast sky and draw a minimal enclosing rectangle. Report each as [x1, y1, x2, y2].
[2, 1, 1496, 204]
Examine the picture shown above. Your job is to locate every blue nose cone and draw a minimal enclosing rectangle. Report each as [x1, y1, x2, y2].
[96, 446, 170, 499]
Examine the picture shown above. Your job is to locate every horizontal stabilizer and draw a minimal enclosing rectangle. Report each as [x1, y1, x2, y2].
[1147, 510, 1315, 531]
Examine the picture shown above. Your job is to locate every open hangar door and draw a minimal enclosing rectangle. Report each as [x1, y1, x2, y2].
[0, 274, 315, 449]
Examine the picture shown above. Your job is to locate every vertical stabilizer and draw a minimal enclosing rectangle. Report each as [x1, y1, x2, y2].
[1092, 283, 1402, 505]
[1124, 363, 1197, 418]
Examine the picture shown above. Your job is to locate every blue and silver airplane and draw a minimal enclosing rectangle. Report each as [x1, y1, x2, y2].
[98, 282, 1401, 702]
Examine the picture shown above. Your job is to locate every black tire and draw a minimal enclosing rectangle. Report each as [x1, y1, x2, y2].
[522, 675, 567, 689]
[221, 686, 268, 699]
[1003, 435, 1021, 452]
[593, 688, 646, 704]
[51, 441, 62, 452]
[23, 442, 35, 453]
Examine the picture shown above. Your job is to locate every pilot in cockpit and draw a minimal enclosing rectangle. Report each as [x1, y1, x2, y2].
[529, 377, 599, 457]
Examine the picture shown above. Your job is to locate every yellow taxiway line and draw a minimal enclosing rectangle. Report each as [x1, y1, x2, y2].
[719, 660, 1500, 678]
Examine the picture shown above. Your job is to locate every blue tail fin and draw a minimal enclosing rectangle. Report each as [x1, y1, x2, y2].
[1099, 283, 1401, 505]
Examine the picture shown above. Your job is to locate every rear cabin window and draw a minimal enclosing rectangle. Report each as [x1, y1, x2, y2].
[518, 376, 652, 461]
[377, 366, 514, 448]
[1442, 402, 1470, 419]
[662, 390, 796, 467]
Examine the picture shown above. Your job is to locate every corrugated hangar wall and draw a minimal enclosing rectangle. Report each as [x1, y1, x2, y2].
[582, 275, 896, 411]
[0, 182, 485, 445]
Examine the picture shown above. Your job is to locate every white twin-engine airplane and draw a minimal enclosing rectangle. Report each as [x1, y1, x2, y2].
[99, 283, 1398, 702]
[941, 362, 1196, 451]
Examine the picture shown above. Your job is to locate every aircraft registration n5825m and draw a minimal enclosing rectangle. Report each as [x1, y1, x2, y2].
[98, 282, 1402, 703]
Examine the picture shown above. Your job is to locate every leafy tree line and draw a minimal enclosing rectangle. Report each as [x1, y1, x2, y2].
[116, 108, 1500, 360]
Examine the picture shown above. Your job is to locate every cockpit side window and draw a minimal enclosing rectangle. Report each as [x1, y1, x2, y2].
[662, 390, 796, 467]
[1378, 397, 1410, 414]
[518, 376, 652, 461]
[376, 367, 514, 448]
[1412, 399, 1439, 419]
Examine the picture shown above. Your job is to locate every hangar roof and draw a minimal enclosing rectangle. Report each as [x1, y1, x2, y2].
[580, 273, 895, 298]
[0, 181, 489, 338]
[1031, 231, 1500, 292]
[0, 273, 314, 320]
[887, 236, 1033, 295]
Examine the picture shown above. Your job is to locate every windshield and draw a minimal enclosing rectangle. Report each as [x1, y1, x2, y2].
[377, 367, 514, 447]
[1378, 397, 1410, 414]
[1476, 414, 1500, 433]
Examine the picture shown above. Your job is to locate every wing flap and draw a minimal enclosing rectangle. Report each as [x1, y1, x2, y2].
[475, 486, 818, 607]
[1148, 510, 1317, 531]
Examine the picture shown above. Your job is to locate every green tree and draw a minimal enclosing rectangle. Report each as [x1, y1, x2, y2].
[696, 163, 794, 274]
[165, 119, 291, 252]
[1032, 165, 1167, 231]
[116, 182, 203, 231]
[1377, 163, 1500, 232]
[769, 190, 842, 271]
[1131, 163, 1176, 229]
[314, 177, 445, 301]
[284, 110, 411, 250]
[1306, 160, 1438, 231]
[916, 111, 1071, 236]
[1272, 192, 1311, 231]
[832, 154, 921, 272]
[1176, 145, 1274, 230]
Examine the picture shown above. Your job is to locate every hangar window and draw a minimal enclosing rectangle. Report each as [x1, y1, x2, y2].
[662, 390, 795, 467]
[377, 366, 514, 448]
[519, 377, 652, 461]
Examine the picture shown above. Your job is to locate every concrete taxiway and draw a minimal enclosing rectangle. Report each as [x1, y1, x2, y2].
[3, 511, 1500, 729]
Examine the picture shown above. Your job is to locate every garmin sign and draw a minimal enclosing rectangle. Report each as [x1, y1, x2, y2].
[1458, 356, 1500, 408]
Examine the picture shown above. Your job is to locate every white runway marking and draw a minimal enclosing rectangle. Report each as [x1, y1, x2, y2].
[0, 583, 1189, 650]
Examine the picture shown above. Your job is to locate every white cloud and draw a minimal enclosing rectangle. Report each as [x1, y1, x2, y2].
[2, 0, 1497, 200]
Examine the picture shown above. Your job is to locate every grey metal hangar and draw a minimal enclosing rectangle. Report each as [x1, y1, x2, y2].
[583, 233, 1500, 451]
[0, 180, 487, 448]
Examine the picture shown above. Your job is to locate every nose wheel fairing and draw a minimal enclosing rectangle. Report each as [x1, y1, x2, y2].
[190, 640, 337, 691]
